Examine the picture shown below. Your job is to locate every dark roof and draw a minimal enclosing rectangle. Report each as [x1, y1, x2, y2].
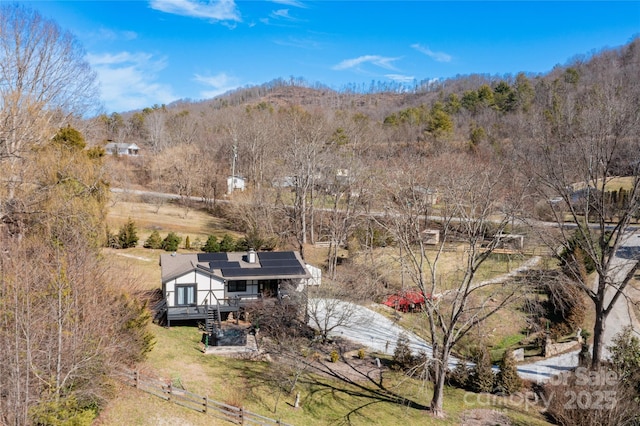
[160, 250, 311, 283]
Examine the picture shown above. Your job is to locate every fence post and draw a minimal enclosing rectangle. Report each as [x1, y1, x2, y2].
[239, 406, 244, 425]
[203, 395, 207, 414]
[167, 382, 172, 402]
[134, 370, 138, 388]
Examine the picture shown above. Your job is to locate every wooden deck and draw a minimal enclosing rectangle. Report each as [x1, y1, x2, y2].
[165, 295, 263, 323]
[166, 305, 238, 321]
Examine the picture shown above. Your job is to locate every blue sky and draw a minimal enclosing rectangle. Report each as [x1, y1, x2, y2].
[24, 1, 640, 113]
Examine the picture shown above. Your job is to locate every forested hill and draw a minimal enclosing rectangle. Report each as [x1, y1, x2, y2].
[87, 38, 639, 159]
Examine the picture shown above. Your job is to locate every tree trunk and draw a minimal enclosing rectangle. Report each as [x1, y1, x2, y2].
[591, 303, 606, 368]
[430, 361, 447, 417]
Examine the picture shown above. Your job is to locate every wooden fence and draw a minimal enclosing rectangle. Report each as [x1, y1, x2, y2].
[117, 369, 292, 426]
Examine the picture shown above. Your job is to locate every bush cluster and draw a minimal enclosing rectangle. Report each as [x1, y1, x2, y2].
[447, 347, 521, 396]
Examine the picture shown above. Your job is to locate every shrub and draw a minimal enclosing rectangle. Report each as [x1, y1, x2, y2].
[448, 361, 471, 389]
[330, 350, 339, 363]
[105, 229, 119, 248]
[608, 325, 640, 394]
[202, 235, 220, 252]
[543, 366, 639, 426]
[29, 395, 95, 426]
[357, 348, 366, 359]
[469, 347, 494, 393]
[219, 234, 236, 252]
[184, 235, 191, 250]
[495, 349, 522, 395]
[161, 232, 181, 252]
[393, 333, 413, 369]
[117, 218, 138, 249]
[143, 230, 162, 249]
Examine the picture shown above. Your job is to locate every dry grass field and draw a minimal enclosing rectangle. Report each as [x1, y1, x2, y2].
[107, 196, 241, 246]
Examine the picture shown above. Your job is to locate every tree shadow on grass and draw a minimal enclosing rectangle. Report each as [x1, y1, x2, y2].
[224, 340, 430, 424]
[288, 343, 429, 424]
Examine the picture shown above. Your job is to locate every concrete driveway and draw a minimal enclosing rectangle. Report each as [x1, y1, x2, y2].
[308, 232, 640, 382]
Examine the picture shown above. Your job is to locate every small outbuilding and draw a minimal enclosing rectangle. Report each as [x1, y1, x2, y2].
[105, 142, 140, 156]
[227, 175, 246, 194]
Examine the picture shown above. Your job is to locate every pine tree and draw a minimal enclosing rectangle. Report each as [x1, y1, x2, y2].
[161, 232, 181, 252]
[469, 347, 495, 393]
[219, 234, 236, 252]
[117, 218, 138, 249]
[393, 333, 413, 370]
[448, 361, 471, 389]
[185, 235, 191, 250]
[143, 230, 162, 249]
[202, 235, 220, 252]
[495, 349, 522, 395]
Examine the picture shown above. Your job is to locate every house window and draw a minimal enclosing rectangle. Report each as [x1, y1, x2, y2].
[228, 281, 247, 292]
[176, 285, 196, 305]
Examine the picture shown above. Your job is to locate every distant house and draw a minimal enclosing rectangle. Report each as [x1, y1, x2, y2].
[105, 142, 140, 156]
[159, 249, 315, 332]
[421, 229, 440, 245]
[227, 175, 245, 194]
[272, 176, 296, 188]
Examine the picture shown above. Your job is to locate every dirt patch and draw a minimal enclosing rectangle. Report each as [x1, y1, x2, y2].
[460, 409, 512, 426]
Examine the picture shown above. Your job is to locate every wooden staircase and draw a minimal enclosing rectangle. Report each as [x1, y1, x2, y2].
[205, 304, 222, 335]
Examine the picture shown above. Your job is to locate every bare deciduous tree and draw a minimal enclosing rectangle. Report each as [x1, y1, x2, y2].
[378, 154, 524, 417]
[0, 4, 98, 220]
[518, 45, 640, 367]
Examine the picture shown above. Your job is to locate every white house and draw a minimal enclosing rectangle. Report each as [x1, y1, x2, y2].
[159, 249, 313, 329]
[227, 175, 246, 194]
[105, 142, 140, 156]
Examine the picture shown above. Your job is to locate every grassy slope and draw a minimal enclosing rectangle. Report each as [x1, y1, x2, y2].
[98, 199, 552, 425]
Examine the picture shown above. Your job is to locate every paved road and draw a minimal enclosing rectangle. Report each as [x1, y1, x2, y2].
[516, 231, 640, 381]
[308, 233, 640, 382]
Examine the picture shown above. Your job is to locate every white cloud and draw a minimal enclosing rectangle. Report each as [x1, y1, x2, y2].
[411, 44, 452, 63]
[273, 36, 321, 49]
[333, 55, 400, 71]
[87, 51, 177, 112]
[272, 0, 306, 7]
[386, 74, 415, 83]
[194, 72, 241, 98]
[149, 0, 241, 22]
[90, 28, 138, 42]
[269, 8, 303, 21]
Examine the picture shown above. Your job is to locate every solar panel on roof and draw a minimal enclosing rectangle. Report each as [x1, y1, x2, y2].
[259, 259, 302, 267]
[221, 266, 306, 277]
[197, 253, 228, 262]
[257, 252, 296, 260]
[209, 261, 240, 269]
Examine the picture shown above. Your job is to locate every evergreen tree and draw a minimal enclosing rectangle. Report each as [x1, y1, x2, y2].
[219, 234, 236, 252]
[393, 333, 413, 370]
[117, 218, 138, 249]
[447, 361, 471, 389]
[184, 235, 191, 250]
[608, 326, 640, 393]
[202, 235, 220, 252]
[495, 349, 522, 395]
[143, 230, 162, 249]
[161, 232, 181, 252]
[469, 347, 495, 393]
